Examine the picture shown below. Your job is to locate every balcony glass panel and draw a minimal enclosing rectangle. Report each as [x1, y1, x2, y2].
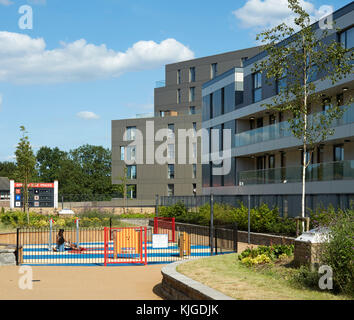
[237, 160, 354, 186]
[235, 104, 354, 147]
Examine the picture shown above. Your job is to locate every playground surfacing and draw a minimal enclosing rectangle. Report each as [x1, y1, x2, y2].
[22, 241, 230, 266]
[0, 264, 164, 300]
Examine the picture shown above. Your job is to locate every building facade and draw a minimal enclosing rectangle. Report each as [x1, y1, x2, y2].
[111, 47, 261, 200]
[202, 3, 354, 216]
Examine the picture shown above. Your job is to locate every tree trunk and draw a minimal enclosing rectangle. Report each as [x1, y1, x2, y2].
[302, 141, 306, 233]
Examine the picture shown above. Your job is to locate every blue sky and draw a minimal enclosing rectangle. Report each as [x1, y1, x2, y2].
[0, 0, 351, 161]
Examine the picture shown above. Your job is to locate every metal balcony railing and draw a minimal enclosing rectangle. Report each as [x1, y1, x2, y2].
[235, 104, 354, 147]
[237, 160, 354, 186]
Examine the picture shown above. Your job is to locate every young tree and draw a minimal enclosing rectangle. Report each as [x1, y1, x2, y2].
[114, 167, 134, 214]
[254, 0, 353, 229]
[15, 126, 36, 223]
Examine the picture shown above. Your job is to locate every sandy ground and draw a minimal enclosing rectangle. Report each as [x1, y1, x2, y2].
[0, 242, 256, 300]
[0, 264, 165, 300]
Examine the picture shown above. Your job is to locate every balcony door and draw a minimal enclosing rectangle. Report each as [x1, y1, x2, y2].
[333, 145, 344, 180]
[256, 156, 266, 184]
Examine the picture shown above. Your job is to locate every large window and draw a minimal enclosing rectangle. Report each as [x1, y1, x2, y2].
[340, 26, 354, 49]
[167, 184, 174, 196]
[126, 165, 137, 179]
[221, 87, 225, 114]
[192, 164, 197, 179]
[126, 126, 136, 140]
[189, 87, 195, 102]
[127, 185, 137, 199]
[211, 63, 218, 79]
[276, 71, 287, 94]
[253, 71, 262, 103]
[168, 123, 175, 139]
[168, 164, 175, 179]
[189, 106, 196, 115]
[126, 146, 136, 161]
[189, 67, 196, 82]
[120, 146, 125, 160]
[168, 144, 175, 160]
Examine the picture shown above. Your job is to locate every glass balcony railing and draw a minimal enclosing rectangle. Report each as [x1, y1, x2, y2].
[155, 80, 166, 88]
[235, 104, 354, 147]
[237, 160, 354, 186]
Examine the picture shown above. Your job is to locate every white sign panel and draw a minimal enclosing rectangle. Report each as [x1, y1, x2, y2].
[152, 234, 169, 249]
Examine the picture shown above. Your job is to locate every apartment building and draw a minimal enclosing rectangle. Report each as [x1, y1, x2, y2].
[202, 3, 354, 216]
[111, 47, 261, 200]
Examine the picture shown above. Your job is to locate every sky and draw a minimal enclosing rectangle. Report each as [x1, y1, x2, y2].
[0, 0, 352, 162]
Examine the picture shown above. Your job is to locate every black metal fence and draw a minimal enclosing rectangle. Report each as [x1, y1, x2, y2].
[160, 193, 354, 218]
[16, 223, 238, 266]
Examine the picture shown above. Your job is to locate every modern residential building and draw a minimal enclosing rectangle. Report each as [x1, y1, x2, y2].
[111, 46, 262, 201]
[202, 2, 354, 216]
[0, 177, 10, 201]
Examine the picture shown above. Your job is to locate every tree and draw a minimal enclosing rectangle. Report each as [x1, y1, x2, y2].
[0, 161, 17, 179]
[254, 0, 353, 229]
[36, 146, 67, 182]
[15, 126, 36, 223]
[69, 145, 113, 197]
[114, 167, 134, 214]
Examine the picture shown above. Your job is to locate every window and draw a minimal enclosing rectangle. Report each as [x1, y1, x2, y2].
[167, 184, 174, 196]
[189, 87, 195, 102]
[168, 164, 175, 179]
[253, 72, 262, 102]
[211, 63, 218, 79]
[189, 67, 196, 82]
[189, 106, 196, 115]
[168, 124, 175, 139]
[339, 26, 354, 49]
[168, 144, 175, 160]
[192, 142, 197, 159]
[126, 126, 136, 140]
[127, 185, 137, 199]
[192, 164, 197, 179]
[177, 89, 181, 104]
[120, 146, 125, 160]
[192, 122, 197, 136]
[276, 71, 287, 94]
[333, 145, 344, 162]
[192, 183, 197, 195]
[221, 87, 225, 114]
[126, 146, 136, 161]
[126, 165, 137, 179]
[209, 93, 213, 119]
[177, 69, 181, 84]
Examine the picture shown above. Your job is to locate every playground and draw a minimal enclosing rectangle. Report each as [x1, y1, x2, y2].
[15, 217, 237, 266]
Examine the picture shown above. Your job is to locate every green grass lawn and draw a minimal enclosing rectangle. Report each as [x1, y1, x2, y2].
[177, 253, 351, 300]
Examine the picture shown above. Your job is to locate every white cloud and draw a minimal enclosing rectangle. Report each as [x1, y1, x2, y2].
[0, 0, 13, 6]
[233, 0, 333, 30]
[77, 111, 100, 120]
[0, 31, 195, 84]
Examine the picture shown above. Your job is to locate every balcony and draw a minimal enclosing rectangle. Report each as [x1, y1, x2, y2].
[237, 160, 354, 186]
[235, 104, 354, 147]
[155, 80, 166, 88]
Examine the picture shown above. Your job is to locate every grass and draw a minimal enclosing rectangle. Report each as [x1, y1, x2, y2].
[177, 253, 351, 300]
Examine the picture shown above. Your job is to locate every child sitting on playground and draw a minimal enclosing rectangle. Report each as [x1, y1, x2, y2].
[53, 229, 82, 252]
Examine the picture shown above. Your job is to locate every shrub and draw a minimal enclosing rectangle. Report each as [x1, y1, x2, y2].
[319, 208, 354, 296]
[238, 244, 294, 262]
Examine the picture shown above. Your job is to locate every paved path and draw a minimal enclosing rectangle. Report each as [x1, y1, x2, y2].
[0, 265, 164, 300]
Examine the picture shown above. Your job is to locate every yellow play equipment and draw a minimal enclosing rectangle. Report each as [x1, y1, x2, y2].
[113, 228, 141, 257]
[178, 232, 191, 257]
